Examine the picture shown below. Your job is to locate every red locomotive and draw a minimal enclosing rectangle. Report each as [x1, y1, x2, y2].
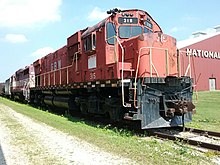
[6, 9, 195, 129]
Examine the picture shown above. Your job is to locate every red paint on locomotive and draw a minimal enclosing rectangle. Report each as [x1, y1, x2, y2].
[35, 9, 178, 86]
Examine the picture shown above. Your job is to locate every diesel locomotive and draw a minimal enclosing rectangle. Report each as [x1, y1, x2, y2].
[4, 9, 195, 129]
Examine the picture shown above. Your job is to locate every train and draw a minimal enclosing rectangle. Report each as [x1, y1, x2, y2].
[0, 83, 5, 96]
[2, 8, 195, 129]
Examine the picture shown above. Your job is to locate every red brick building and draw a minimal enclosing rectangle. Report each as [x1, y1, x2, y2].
[177, 25, 220, 91]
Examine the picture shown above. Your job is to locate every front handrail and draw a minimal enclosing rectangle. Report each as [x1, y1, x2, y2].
[178, 50, 192, 77]
[134, 47, 169, 108]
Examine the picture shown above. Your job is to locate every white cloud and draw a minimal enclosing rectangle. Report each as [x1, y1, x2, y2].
[87, 7, 108, 22]
[0, 0, 62, 28]
[5, 34, 28, 43]
[31, 47, 54, 58]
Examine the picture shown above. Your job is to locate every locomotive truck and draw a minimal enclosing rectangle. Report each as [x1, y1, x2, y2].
[5, 9, 195, 129]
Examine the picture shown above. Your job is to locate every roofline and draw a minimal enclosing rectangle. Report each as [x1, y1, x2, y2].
[81, 9, 163, 38]
[177, 31, 220, 48]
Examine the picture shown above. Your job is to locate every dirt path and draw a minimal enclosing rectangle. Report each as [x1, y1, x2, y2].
[0, 103, 134, 165]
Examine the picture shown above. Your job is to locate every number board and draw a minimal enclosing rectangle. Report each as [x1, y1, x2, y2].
[118, 17, 138, 24]
[145, 21, 153, 29]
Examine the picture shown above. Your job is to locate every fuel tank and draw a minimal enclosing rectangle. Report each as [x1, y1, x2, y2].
[44, 96, 70, 109]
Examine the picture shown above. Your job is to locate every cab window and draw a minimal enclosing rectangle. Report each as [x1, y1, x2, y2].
[144, 27, 153, 33]
[83, 35, 92, 52]
[119, 26, 142, 39]
[106, 22, 116, 45]
[145, 21, 153, 29]
[92, 34, 96, 49]
[84, 34, 96, 52]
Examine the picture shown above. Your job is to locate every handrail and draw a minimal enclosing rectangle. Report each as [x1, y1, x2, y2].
[115, 37, 126, 107]
[165, 49, 169, 76]
[35, 51, 81, 87]
[179, 50, 192, 77]
[185, 52, 191, 77]
[106, 36, 127, 107]
[134, 46, 169, 108]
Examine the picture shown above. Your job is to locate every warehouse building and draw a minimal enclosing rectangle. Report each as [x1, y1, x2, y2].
[177, 25, 220, 91]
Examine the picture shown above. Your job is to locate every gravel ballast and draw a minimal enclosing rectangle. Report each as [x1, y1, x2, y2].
[0, 103, 134, 165]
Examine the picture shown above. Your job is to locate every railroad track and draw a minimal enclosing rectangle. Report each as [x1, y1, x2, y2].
[65, 114, 220, 152]
[148, 127, 220, 152]
[26, 108, 220, 152]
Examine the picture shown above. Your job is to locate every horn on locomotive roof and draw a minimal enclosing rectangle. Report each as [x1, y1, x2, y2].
[107, 8, 121, 15]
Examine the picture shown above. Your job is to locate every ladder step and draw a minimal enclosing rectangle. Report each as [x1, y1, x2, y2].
[129, 111, 138, 114]
[120, 69, 135, 71]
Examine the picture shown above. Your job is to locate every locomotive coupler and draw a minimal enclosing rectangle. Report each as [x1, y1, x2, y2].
[166, 100, 195, 117]
[174, 100, 195, 115]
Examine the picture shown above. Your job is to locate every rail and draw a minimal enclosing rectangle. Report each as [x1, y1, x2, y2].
[148, 127, 220, 151]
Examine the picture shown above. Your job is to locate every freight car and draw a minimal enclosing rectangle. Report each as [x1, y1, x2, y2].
[7, 9, 195, 129]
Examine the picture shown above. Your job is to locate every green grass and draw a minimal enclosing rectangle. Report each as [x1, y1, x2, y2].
[187, 91, 220, 132]
[0, 96, 218, 165]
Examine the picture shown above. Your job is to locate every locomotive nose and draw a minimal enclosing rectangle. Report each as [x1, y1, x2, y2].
[138, 76, 194, 129]
[136, 33, 178, 78]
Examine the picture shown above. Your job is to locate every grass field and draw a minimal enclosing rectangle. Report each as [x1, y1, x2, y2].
[0, 91, 220, 164]
[186, 91, 220, 132]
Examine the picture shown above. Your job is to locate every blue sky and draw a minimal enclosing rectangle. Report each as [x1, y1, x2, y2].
[1, 0, 220, 82]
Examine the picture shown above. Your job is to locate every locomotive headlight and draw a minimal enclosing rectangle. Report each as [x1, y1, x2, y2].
[125, 13, 129, 17]
[140, 18, 145, 25]
[121, 12, 133, 17]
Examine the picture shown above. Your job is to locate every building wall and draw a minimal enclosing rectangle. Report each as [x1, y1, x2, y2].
[179, 34, 220, 91]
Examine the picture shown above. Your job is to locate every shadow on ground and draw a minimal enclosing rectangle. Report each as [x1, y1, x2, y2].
[0, 143, 6, 165]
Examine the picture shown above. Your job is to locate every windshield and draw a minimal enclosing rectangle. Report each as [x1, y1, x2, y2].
[119, 26, 142, 39]
[119, 26, 152, 39]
